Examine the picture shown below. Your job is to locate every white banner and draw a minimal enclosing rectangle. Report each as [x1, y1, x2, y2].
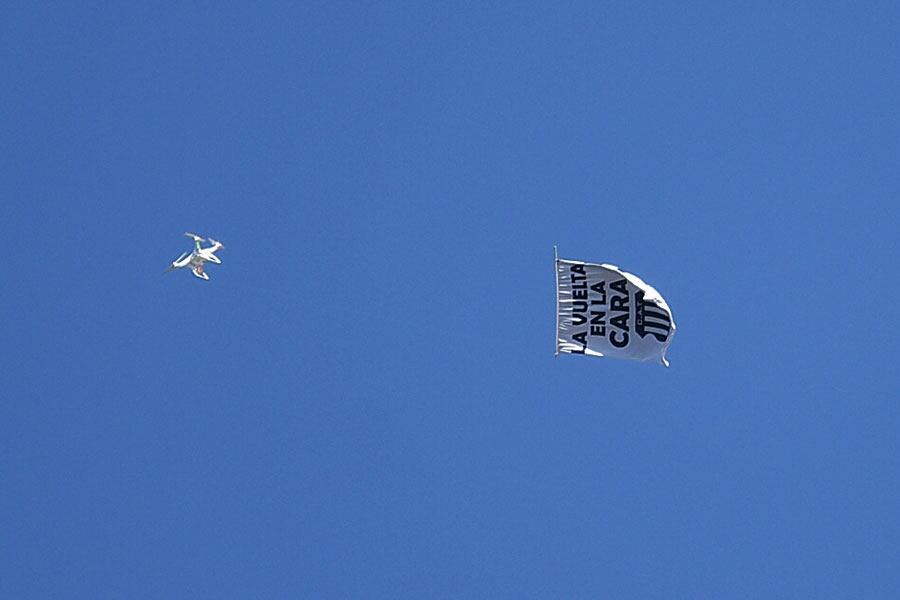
[556, 254, 675, 367]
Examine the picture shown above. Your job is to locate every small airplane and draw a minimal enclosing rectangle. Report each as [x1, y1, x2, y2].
[164, 232, 225, 280]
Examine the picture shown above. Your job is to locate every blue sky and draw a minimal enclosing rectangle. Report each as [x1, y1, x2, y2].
[2, 2, 899, 598]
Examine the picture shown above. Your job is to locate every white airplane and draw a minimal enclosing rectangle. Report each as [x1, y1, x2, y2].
[164, 232, 225, 280]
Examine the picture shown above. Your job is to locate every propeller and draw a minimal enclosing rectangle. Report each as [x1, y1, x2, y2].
[164, 251, 190, 273]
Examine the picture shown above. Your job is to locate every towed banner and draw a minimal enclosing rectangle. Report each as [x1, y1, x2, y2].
[556, 255, 675, 367]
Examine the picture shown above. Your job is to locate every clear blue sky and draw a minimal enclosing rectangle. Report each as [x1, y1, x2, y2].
[2, 3, 898, 598]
